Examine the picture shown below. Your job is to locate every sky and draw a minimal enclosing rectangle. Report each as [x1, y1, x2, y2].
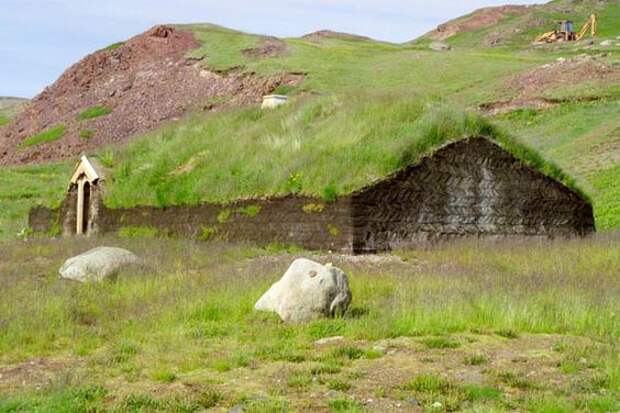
[0, 0, 540, 98]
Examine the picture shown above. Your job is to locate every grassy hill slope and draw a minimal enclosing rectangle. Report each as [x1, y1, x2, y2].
[0, 97, 27, 126]
[1, 0, 619, 238]
[417, 0, 620, 48]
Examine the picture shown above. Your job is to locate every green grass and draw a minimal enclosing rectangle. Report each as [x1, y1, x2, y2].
[117, 226, 160, 239]
[420, 336, 461, 349]
[183, 24, 261, 71]
[19, 124, 66, 147]
[0, 115, 9, 126]
[101, 100, 586, 208]
[591, 165, 620, 230]
[404, 374, 502, 409]
[79, 129, 94, 140]
[405, 374, 450, 392]
[328, 399, 364, 412]
[464, 354, 489, 366]
[77, 105, 112, 120]
[0, 162, 72, 238]
[0, 235, 618, 411]
[104, 41, 125, 51]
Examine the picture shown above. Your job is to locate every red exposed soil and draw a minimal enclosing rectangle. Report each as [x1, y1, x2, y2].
[0, 26, 303, 165]
[242, 36, 288, 59]
[429, 5, 530, 40]
[480, 56, 620, 114]
[505, 55, 620, 97]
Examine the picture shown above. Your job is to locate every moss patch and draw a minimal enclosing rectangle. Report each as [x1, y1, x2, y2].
[117, 226, 159, 239]
[20, 124, 66, 147]
[79, 129, 94, 140]
[77, 106, 112, 121]
[237, 205, 261, 217]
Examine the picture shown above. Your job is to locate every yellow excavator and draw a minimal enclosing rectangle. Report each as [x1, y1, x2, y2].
[535, 14, 597, 44]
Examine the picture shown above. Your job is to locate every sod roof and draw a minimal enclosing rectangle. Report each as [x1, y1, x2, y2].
[100, 100, 588, 208]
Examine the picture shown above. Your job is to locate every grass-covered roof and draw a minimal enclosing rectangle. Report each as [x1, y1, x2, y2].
[99, 96, 587, 208]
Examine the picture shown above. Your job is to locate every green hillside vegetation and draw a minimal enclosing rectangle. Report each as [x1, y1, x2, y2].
[0, 163, 73, 238]
[420, 0, 620, 48]
[103, 101, 584, 209]
[0, 0, 619, 237]
[77, 105, 112, 121]
[19, 124, 66, 148]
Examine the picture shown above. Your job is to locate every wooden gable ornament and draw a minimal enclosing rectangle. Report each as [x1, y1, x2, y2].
[69, 155, 104, 188]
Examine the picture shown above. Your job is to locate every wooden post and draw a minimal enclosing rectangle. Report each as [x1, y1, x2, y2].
[76, 178, 84, 235]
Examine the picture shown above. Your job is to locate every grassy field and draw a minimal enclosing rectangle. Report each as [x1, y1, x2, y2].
[0, 235, 618, 412]
[0, 162, 72, 238]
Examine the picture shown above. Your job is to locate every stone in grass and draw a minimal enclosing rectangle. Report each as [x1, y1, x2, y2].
[59, 247, 140, 283]
[315, 336, 346, 345]
[255, 258, 352, 323]
[429, 41, 452, 52]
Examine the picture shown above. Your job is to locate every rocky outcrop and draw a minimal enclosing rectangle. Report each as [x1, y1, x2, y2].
[0, 26, 302, 165]
[427, 5, 530, 41]
[255, 258, 352, 322]
[59, 247, 140, 282]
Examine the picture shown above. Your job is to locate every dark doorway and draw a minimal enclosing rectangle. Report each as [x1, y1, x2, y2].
[82, 182, 91, 234]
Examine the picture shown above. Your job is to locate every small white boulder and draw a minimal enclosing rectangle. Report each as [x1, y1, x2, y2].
[59, 247, 140, 283]
[255, 258, 352, 323]
[261, 94, 288, 109]
[429, 41, 452, 52]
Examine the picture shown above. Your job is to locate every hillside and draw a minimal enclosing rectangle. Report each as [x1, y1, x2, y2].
[417, 0, 620, 47]
[0, 0, 619, 238]
[0, 97, 27, 126]
[0, 26, 301, 165]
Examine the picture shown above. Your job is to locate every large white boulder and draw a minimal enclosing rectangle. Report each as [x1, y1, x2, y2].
[255, 258, 352, 323]
[59, 247, 140, 283]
